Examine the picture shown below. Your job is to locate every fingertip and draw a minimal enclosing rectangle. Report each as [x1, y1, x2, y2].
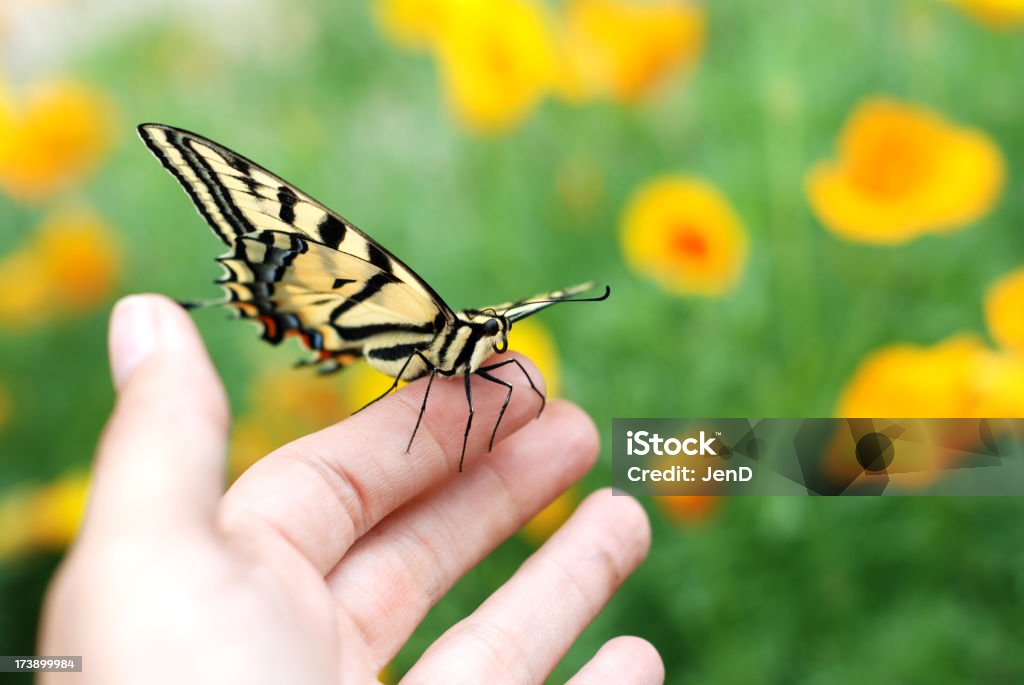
[580, 488, 653, 565]
[544, 400, 600, 475]
[608, 636, 664, 680]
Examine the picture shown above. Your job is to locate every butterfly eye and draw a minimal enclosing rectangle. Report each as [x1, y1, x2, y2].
[483, 318, 500, 336]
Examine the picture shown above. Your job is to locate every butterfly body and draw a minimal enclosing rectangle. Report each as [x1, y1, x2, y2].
[138, 123, 607, 469]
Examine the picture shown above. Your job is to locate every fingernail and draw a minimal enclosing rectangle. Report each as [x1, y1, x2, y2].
[109, 296, 158, 390]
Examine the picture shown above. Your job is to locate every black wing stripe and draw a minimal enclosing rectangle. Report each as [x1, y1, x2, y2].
[139, 128, 231, 244]
[328, 272, 395, 321]
[177, 135, 259, 239]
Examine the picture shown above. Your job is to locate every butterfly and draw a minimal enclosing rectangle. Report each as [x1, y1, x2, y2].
[137, 124, 609, 471]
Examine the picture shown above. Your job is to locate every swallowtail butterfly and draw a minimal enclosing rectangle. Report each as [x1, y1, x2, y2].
[138, 124, 609, 470]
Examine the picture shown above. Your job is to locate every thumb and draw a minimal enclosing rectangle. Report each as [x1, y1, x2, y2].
[85, 294, 230, 538]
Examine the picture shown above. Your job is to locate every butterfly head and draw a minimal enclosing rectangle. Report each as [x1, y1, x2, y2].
[480, 311, 509, 354]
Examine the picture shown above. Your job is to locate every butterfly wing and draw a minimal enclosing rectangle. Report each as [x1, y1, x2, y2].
[139, 123, 454, 371]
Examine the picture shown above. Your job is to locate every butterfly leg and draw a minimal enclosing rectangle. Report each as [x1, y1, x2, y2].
[406, 369, 437, 454]
[475, 369, 512, 453]
[460, 371, 474, 472]
[476, 358, 546, 417]
[353, 350, 431, 414]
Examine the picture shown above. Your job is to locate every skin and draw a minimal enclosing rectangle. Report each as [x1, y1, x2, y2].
[39, 294, 663, 685]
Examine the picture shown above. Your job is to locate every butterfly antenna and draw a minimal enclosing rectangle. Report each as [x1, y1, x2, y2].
[506, 284, 611, 315]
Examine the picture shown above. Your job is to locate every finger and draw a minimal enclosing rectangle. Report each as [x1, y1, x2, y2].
[402, 491, 651, 685]
[566, 637, 664, 685]
[218, 352, 546, 575]
[327, 400, 598, 667]
[87, 295, 229, 537]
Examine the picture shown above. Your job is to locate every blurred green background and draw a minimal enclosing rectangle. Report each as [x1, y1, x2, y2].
[2, 0, 1024, 682]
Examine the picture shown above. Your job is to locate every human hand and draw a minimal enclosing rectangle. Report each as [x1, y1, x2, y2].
[39, 294, 661, 684]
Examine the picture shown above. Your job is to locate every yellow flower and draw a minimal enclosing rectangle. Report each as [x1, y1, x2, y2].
[0, 209, 119, 329]
[985, 268, 1024, 355]
[28, 473, 91, 550]
[0, 248, 56, 329]
[807, 98, 1005, 244]
[509, 318, 561, 396]
[621, 175, 748, 296]
[947, 0, 1024, 27]
[0, 80, 114, 202]
[559, 0, 705, 102]
[836, 335, 1024, 417]
[0, 473, 91, 558]
[433, 0, 560, 133]
[520, 488, 576, 545]
[374, 0, 457, 49]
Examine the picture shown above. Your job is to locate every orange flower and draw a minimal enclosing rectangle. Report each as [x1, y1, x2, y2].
[229, 367, 355, 478]
[656, 495, 719, 523]
[433, 0, 560, 133]
[35, 210, 120, 311]
[559, 0, 705, 102]
[520, 488, 576, 545]
[621, 175, 748, 296]
[0, 209, 120, 329]
[984, 268, 1024, 355]
[807, 98, 1005, 244]
[947, 0, 1024, 27]
[836, 335, 1024, 417]
[0, 80, 114, 202]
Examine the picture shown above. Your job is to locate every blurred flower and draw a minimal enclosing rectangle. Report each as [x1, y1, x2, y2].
[656, 495, 719, 523]
[229, 366, 356, 478]
[0, 80, 114, 202]
[984, 268, 1024, 355]
[433, 0, 560, 133]
[509, 318, 561, 396]
[0, 473, 90, 558]
[35, 210, 120, 311]
[559, 0, 705, 102]
[374, 0, 456, 49]
[837, 335, 1024, 417]
[947, 0, 1024, 27]
[807, 98, 1005, 244]
[520, 488, 576, 545]
[0, 209, 120, 330]
[621, 175, 748, 296]
[340, 361, 401, 412]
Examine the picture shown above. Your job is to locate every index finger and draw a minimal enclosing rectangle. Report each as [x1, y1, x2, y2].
[217, 353, 546, 574]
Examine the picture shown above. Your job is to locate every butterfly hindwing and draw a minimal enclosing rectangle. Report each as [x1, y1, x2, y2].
[219, 231, 443, 372]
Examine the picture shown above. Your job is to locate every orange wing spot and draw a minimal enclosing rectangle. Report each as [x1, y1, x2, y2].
[259, 315, 278, 340]
[234, 302, 258, 317]
[284, 329, 316, 350]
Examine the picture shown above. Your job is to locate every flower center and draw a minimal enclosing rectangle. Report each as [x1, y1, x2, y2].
[848, 131, 933, 198]
[667, 223, 709, 260]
